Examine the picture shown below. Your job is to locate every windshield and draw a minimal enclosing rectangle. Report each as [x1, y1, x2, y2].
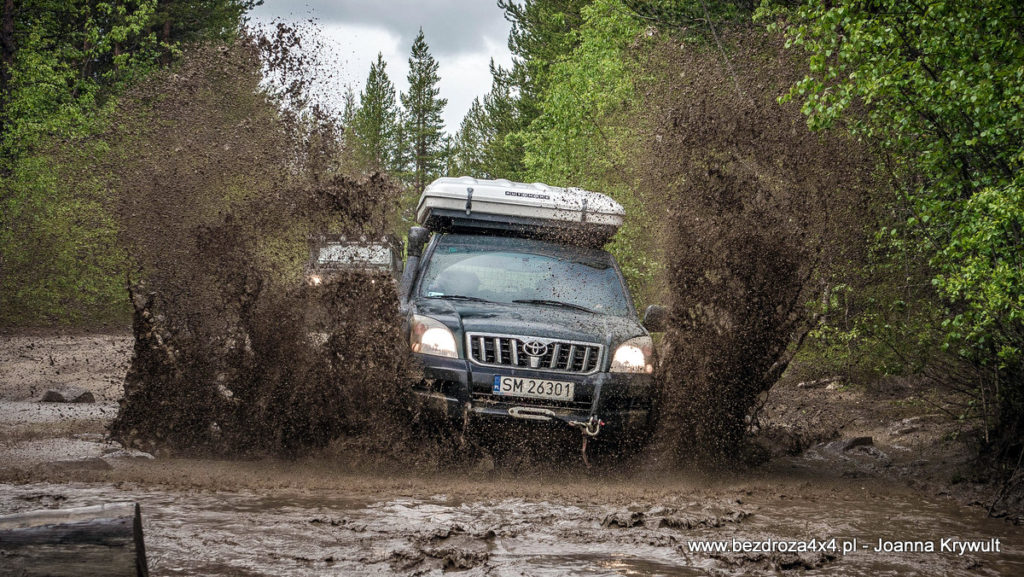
[419, 234, 632, 316]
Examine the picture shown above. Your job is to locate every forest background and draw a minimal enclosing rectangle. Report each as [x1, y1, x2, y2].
[1, 0, 1021, 455]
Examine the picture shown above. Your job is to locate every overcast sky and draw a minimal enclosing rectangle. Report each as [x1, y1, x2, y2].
[249, 1, 514, 133]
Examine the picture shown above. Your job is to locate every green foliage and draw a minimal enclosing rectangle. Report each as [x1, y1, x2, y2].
[391, 107, 411, 179]
[340, 85, 358, 127]
[0, 145, 128, 325]
[0, 1, 256, 325]
[400, 28, 447, 193]
[478, 66, 528, 179]
[470, 0, 589, 181]
[759, 0, 1024, 445]
[760, 0, 1024, 371]
[800, 266, 947, 381]
[0, 1, 159, 325]
[935, 181, 1023, 365]
[621, 0, 755, 28]
[451, 62, 527, 179]
[519, 0, 659, 304]
[151, 0, 257, 45]
[1, 1, 159, 160]
[338, 85, 359, 170]
[1, 1, 255, 160]
[351, 53, 398, 173]
[451, 96, 488, 177]
[522, 0, 643, 183]
[453, 0, 659, 305]
[499, 0, 588, 123]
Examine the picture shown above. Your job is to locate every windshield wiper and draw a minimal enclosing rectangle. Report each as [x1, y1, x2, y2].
[513, 299, 595, 314]
[429, 294, 494, 303]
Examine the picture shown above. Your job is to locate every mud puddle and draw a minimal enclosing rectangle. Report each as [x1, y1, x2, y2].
[4, 335, 1023, 575]
[2, 465, 1022, 576]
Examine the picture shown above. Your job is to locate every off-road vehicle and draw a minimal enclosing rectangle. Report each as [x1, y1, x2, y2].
[327, 177, 665, 458]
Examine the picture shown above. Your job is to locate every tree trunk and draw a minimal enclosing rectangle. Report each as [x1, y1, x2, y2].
[0, 502, 149, 577]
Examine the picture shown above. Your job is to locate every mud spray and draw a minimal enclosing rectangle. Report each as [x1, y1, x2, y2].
[103, 28, 879, 469]
[640, 31, 877, 466]
[100, 32, 446, 459]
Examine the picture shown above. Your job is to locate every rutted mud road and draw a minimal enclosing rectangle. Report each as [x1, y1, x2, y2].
[4, 471, 1023, 576]
[2, 332, 1023, 576]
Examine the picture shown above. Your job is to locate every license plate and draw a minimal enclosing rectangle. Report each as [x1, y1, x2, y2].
[492, 375, 574, 402]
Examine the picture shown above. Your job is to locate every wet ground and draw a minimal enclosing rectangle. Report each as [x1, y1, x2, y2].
[2, 332, 1023, 576]
[3, 467, 1022, 576]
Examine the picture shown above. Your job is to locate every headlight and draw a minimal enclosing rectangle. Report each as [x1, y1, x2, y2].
[610, 336, 653, 374]
[307, 274, 323, 286]
[409, 315, 458, 358]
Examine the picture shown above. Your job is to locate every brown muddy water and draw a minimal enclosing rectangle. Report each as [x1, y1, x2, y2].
[2, 462, 1022, 576]
[3, 337, 1023, 576]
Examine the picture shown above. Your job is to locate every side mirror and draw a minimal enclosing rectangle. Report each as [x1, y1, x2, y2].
[407, 226, 430, 258]
[643, 305, 668, 333]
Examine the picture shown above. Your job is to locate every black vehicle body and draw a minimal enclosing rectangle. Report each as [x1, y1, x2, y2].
[398, 231, 656, 441]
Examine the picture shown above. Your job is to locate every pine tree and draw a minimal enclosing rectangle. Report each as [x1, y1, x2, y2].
[339, 85, 359, 171]
[391, 107, 419, 225]
[400, 28, 447, 193]
[452, 60, 525, 179]
[351, 53, 398, 173]
[341, 85, 358, 129]
[471, 0, 586, 179]
[440, 133, 456, 177]
[480, 61, 524, 178]
[499, 0, 587, 122]
[391, 107, 410, 179]
[453, 97, 488, 177]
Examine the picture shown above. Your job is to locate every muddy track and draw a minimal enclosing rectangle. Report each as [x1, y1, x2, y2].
[2, 332, 1023, 576]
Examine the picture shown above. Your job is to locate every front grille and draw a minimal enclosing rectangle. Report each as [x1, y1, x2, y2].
[467, 332, 602, 374]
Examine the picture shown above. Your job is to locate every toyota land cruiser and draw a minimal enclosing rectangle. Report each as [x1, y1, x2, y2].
[393, 177, 665, 458]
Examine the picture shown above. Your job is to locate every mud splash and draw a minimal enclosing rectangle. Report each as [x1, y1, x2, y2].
[639, 30, 877, 464]
[99, 32, 426, 457]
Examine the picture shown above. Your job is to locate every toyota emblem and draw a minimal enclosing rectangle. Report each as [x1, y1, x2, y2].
[522, 340, 549, 357]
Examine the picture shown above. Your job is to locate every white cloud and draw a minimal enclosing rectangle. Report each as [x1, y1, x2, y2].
[251, 0, 511, 57]
[251, 15, 512, 132]
[310, 23, 404, 95]
[437, 37, 513, 131]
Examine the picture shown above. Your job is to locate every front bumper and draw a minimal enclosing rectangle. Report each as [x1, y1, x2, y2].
[410, 353, 653, 434]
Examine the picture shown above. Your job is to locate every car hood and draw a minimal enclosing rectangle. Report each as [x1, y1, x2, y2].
[411, 297, 646, 349]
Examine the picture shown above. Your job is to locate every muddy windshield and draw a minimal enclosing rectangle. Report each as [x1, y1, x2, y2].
[419, 234, 632, 316]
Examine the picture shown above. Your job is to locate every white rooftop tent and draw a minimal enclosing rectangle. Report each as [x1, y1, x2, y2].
[416, 177, 625, 246]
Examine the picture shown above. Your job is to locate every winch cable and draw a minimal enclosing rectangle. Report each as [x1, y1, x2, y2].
[568, 416, 604, 469]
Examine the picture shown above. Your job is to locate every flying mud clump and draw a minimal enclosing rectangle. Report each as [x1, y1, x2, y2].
[639, 31, 877, 464]
[103, 33, 423, 456]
